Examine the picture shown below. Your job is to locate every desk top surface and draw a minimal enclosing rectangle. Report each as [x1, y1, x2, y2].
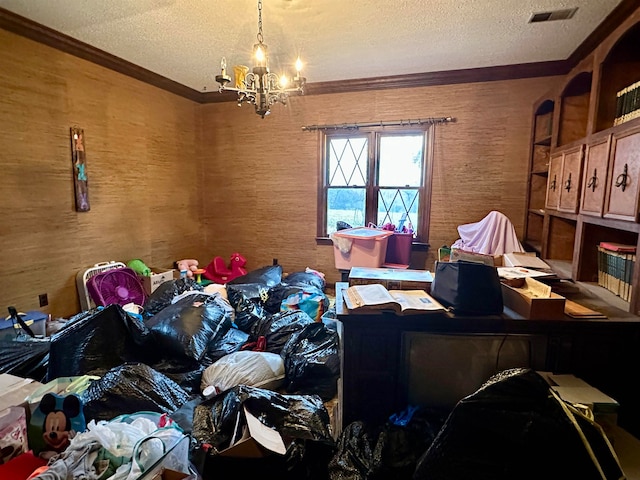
[335, 282, 640, 327]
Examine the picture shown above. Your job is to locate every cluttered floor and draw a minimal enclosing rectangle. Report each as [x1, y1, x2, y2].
[1, 260, 631, 480]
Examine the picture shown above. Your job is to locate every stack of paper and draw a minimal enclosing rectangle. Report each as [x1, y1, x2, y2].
[564, 299, 607, 319]
[503, 252, 551, 270]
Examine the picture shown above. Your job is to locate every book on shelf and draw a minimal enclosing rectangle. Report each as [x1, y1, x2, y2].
[343, 283, 445, 315]
[614, 80, 640, 126]
[598, 242, 636, 253]
[597, 243, 636, 301]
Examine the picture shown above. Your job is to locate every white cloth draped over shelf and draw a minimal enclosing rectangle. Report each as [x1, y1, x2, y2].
[451, 211, 525, 256]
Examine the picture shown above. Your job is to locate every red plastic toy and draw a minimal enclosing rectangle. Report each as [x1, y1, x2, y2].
[203, 252, 247, 284]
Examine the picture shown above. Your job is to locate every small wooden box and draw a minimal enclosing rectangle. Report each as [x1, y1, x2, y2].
[501, 278, 565, 320]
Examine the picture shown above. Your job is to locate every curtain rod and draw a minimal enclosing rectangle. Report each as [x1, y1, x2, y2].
[301, 117, 454, 131]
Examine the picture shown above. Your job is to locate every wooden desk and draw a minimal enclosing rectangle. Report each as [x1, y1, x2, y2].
[335, 282, 640, 437]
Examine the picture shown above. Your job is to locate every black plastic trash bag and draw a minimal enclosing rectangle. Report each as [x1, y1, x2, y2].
[206, 326, 250, 363]
[47, 304, 152, 380]
[192, 385, 336, 480]
[328, 409, 449, 480]
[281, 322, 340, 401]
[380, 406, 447, 479]
[143, 277, 203, 316]
[226, 285, 268, 333]
[250, 310, 315, 354]
[413, 368, 625, 480]
[145, 293, 233, 362]
[0, 339, 50, 381]
[80, 362, 191, 422]
[149, 357, 207, 395]
[328, 421, 383, 480]
[282, 270, 326, 290]
[192, 385, 334, 452]
[227, 264, 283, 289]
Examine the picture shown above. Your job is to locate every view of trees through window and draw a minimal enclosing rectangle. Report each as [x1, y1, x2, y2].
[323, 131, 427, 239]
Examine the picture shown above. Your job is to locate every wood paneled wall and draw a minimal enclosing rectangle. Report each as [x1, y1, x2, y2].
[0, 26, 559, 318]
[0, 30, 203, 317]
[199, 77, 559, 286]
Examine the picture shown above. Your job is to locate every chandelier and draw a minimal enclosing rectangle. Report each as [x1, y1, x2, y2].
[215, 0, 306, 118]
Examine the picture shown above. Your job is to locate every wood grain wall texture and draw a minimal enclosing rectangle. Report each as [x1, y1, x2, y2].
[0, 29, 203, 317]
[199, 75, 560, 286]
[0, 26, 560, 318]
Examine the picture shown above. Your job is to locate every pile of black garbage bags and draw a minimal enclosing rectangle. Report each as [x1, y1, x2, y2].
[1, 265, 347, 478]
[0, 265, 626, 480]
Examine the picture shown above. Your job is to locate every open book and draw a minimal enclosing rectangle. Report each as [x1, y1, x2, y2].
[344, 283, 445, 314]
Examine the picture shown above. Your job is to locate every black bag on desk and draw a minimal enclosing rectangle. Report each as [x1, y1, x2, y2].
[430, 260, 503, 315]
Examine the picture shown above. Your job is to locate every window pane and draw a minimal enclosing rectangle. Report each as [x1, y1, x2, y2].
[378, 135, 424, 187]
[328, 137, 368, 186]
[327, 187, 366, 235]
[377, 188, 419, 234]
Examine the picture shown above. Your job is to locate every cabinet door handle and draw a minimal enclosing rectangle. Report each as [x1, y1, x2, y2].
[564, 172, 572, 192]
[587, 168, 598, 192]
[615, 163, 629, 192]
[550, 174, 557, 192]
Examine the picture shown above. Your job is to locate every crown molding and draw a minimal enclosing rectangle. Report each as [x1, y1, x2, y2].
[566, 0, 640, 69]
[0, 7, 204, 103]
[0, 2, 634, 104]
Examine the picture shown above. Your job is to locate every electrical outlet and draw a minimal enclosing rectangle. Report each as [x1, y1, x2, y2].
[39, 293, 48, 307]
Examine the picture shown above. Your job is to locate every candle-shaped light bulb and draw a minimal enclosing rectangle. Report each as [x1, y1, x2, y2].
[255, 46, 265, 63]
[279, 75, 288, 88]
[221, 57, 227, 77]
[295, 57, 303, 73]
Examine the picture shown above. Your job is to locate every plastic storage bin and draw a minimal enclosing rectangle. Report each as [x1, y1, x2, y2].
[0, 311, 47, 340]
[331, 227, 393, 270]
[384, 232, 413, 266]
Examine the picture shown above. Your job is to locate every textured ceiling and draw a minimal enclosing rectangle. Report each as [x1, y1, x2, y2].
[0, 0, 625, 92]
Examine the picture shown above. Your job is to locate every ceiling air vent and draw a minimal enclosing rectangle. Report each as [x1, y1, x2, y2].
[529, 7, 578, 23]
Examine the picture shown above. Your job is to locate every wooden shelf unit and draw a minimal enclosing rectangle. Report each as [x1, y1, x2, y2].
[525, 12, 640, 314]
[524, 99, 554, 248]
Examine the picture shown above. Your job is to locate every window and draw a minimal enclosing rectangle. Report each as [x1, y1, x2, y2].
[318, 126, 433, 243]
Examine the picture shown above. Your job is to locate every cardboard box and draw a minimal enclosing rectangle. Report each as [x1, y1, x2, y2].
[501, 277, 565, 319]
[218, 407, 286, 458]
[538, 372, 619, 433]
[140, 267, 175, 295]
[348, 266, 433, 291]
[149, 469, 196, 480]
[450, 248, 503, 267]
[0, 374, 43, 412]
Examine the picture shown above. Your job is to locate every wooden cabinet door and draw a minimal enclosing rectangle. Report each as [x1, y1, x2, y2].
[558, 145, 584, 213]
[580, 136, 611, 216]
[604, 128, 640, 221]
[545, 153, 563, 210]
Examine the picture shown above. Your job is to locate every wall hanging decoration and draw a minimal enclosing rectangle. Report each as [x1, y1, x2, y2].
[70, 127, 90, 212]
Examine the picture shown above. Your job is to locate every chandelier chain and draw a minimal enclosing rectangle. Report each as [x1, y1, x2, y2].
[257, 0, 264, 44]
